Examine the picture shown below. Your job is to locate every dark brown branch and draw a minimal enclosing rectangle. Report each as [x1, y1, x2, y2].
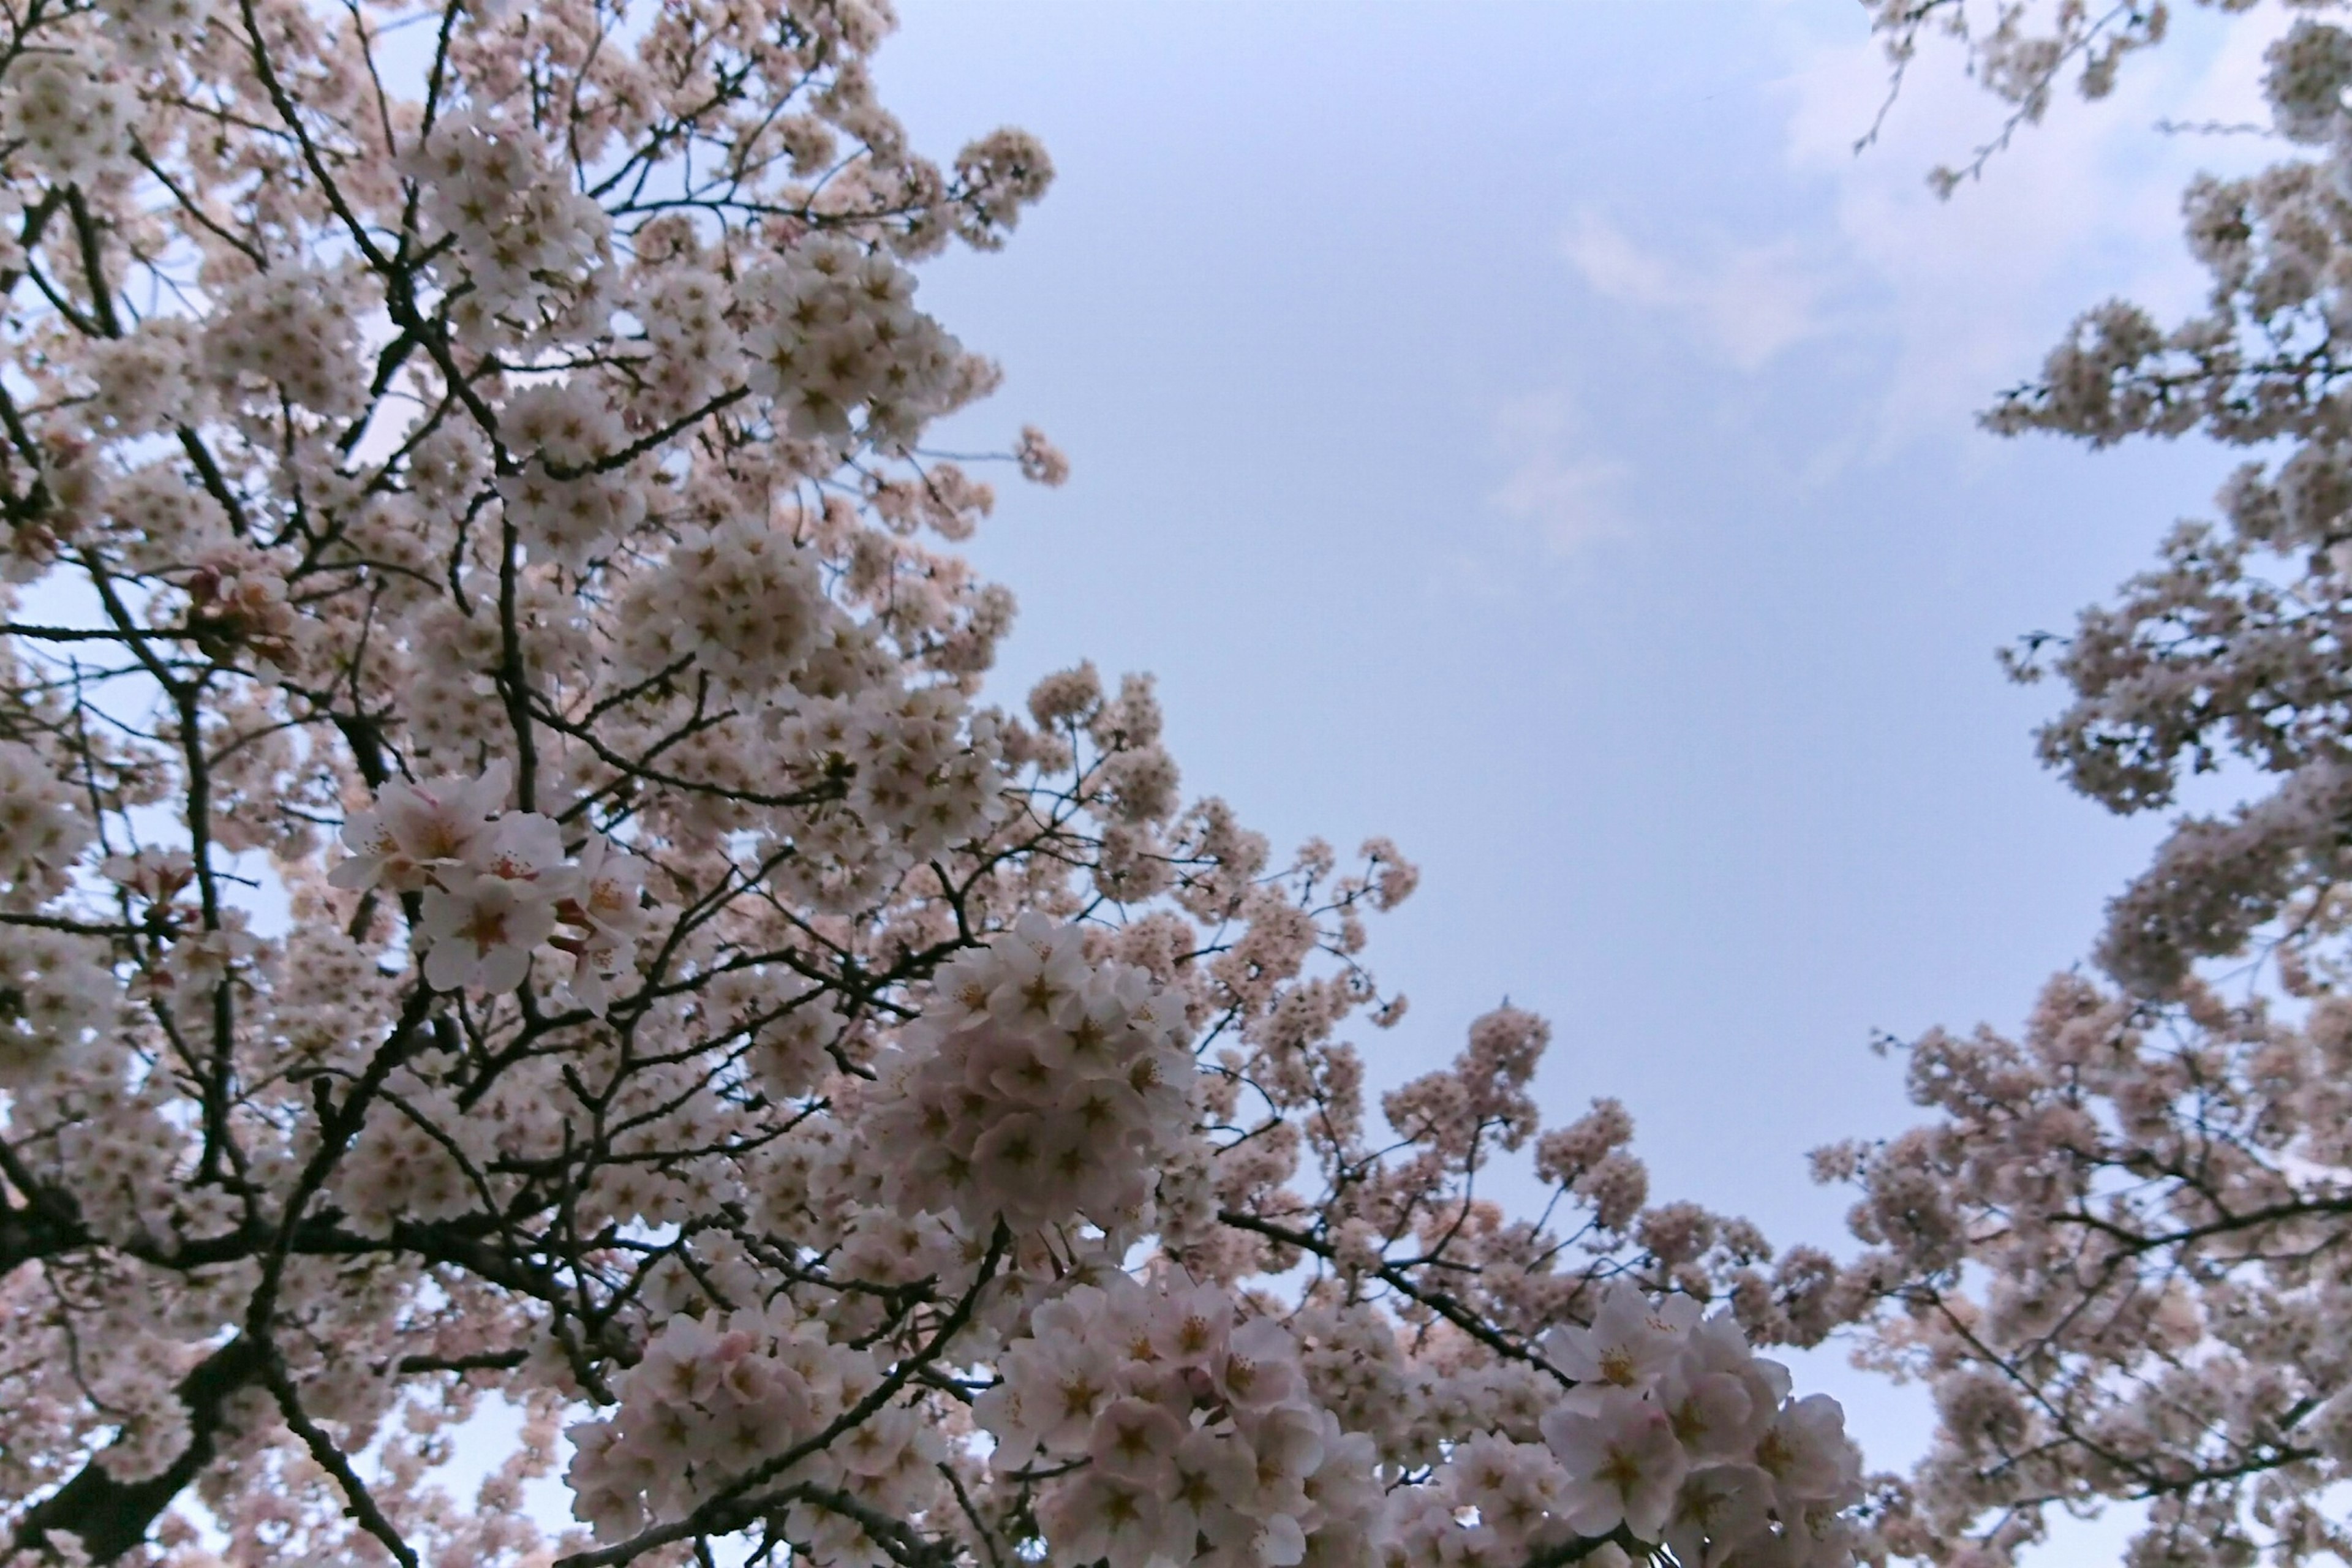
[9, 1336, 265, 1563]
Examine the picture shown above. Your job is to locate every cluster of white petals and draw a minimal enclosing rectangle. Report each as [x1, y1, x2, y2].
[867, 914, 1199, 1234]
[1817, 12, 2352, 1568]
[0, 739, 92, 901]
[1385, 1285, 1862, 1568]
[2, 51, 132, 184]
[739, 235, 968, 448]
[0, 922, 109, 1084]
[1542, 1287, 1861, 1561]
[402, 108, 612, 323]
[208, 267, 369, 418]
[330, 761, 649, 1005]
[496, 383, 647, 568]
[567, 1299, 911, 1556]
[0, 2, 1883, 1566]
[975, 1272, 1385, 1568]
[616, 516, 829, 689]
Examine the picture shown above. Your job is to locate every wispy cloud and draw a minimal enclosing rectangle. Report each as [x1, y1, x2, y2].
[1548, 13, 2292, 462]
[1484, 6, 2294, 572]
[1485, 391, 1632, 558]
[1774, 7, 2290, 448]
[1559, 213, 1833, 371]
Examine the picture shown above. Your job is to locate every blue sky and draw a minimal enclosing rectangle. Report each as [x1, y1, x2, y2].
[875, 0, 2294, 1498]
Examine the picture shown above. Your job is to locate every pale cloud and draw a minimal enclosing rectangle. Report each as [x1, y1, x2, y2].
[1559, 211, 1833, 371]
[1485, 391, 1632, 557]
[1551, 12, 2293, 459]
[1774, 6, 2291, 450]
[1494, 6, 2293, 564]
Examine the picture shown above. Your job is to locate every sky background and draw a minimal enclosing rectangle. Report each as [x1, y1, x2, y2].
[867, 0, 2297, 1534]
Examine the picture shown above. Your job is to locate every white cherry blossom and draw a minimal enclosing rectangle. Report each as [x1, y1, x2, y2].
[0, 6, 1882, 1567]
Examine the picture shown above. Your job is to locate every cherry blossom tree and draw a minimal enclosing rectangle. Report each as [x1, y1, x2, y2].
[1821, 8, 2352, 1568]
[0, 1, 1873, 1565]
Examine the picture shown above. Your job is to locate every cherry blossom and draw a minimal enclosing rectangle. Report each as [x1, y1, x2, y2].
[328, 763, 511, 894]
[0, 2, 1880, 1566]
[1815, 11, 2352, 1568]
[1544, 1390, 1690, 1540]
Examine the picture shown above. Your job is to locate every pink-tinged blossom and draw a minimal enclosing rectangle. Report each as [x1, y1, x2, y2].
[472, 810, 572, 888]
[1041, 1471, 1167, 1568]
[976, 1273, 1385, 1568]
[1754, 1395, 1863, 1513]
[2, 53, 133, 184]
[1664, 1463, 1776, 1568]
[1542, 1389, 1690, 1541]
[1088, 1396, 1185, 1489]
[865, 914, 1198, 1233]
[1542, 1278, 1700, 1406]
[0, 739, 93, 900]
[1223, 1317, 1305, 1412]
[0, 3, 1885, 1563]
[417, 871, 560, 992]
[569, 834, 650, 949]
[329, 763, 511, 894]
[562, 834, 650, 1011]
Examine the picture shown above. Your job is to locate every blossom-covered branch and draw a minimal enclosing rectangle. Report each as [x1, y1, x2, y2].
[0, 2, 1872, 1566]
[1825, 12, 2352, 1568]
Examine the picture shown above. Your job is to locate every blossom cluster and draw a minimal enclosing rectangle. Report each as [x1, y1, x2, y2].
[403, 108, 611, 324]
[2, 50, 132, 184]
[1820, 12, 2352, 1567]
[865, 914, 1200, 1235]
[566, 1300, 919, 1560]
[496, 382, 647, 569]
[975, 1272, 1863, 1568]
[210, 266, 369, 418]
[330, 761, 649, 1008]
[1542, 1286, 1862, 1562]
[974, 1272, 1386, 1568]
[615, 515, 831, 690]
[0, 1, 1885, 1564]
[1387, 1284, 1863, 1568]
[738, 235, 970, 448]
[0, 921, 108, 1085]
[0, 739, 92, 903]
